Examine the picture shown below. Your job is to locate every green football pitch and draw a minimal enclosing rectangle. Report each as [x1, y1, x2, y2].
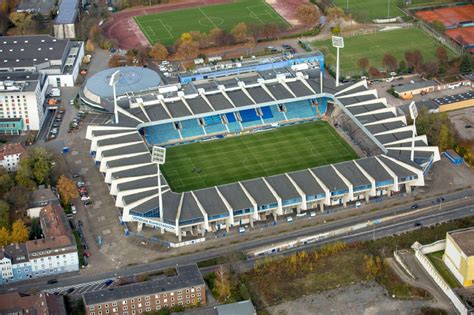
[312, 28, 454, 76]
[134, 0, 288, 46]
[161, 121, 359, 192]
[332, 0, 405, 21]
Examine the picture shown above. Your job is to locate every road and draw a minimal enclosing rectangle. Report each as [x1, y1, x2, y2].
[2, 188, 473, 297]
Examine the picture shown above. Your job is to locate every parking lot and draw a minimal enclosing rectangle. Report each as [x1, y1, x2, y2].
[81, 112, 113, 125]
[449, 107, 474, 140]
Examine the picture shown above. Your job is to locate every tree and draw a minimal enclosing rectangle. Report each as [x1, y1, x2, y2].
[431, 20, 445, 32]
[209, 28, 234, 46]
[148, 43, 168, 60]
[420, 62, 439, 78]
[261, 23, 280, 40]
[460, 55, 472, 74]
[189, 31, 210, 49]
[368, 66, 381, 77]
[0, 167, 14, 196]
[398, 60, 408, 74]
[58, 175, 79, 206]
[9, 12, 33, 34]
[0, 10, 9, 35]
[326, 6, 345, 27]
[435, 47, 448, 65]
[0, 227, 10, 246]
[357, 57, 369, 73]
[296, 4, 320, 26]
[30, 147, 52, 185]
[15, 156, 35, 189]
[438, 124, 452, 151]
[4, 185, 31, 210]
[175, 33, 199, 59]
[89, 25, 102, 43]
[0, 200, 10, 229]
[382, 53, 397, 72]
[85, 39, 95, 53]
[404, 49, 424, 72]
[231, 22, 248, 43]
[108, 54, 125, 67]
[214, 265, 230, 301]
[10, 219, 29, 243]
[29, 218, 42, 240]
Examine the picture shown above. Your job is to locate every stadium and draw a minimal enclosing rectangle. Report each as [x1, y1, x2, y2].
[85, 52, 440, 242]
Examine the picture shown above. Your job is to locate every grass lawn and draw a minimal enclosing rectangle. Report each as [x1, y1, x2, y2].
[312, 28, 455, 76]
[134, 0, 288, 46]
[161, 121, 358, 192]
[426, 251, 462, 288]
[332, 0, 405, 21]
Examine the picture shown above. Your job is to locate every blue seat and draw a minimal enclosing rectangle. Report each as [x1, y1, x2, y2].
[262, 105, 286, 124]
[285, 100, 315, 120]
[226, 113, 237, 123]
[203, 115, 227, 134]
[144, 123, 180, 145]
[261, 106, 273, 119]
[180, 119, 204, 139]
[239, 109, 260, 122]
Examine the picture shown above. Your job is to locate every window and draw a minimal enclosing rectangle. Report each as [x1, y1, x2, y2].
[146, 308, 151, 312]
[163, 299, 167, 303]
[131, 299, 134, 303]
[197, 293, 201, 297]
[131, 305, 135, 309]
[90, 313, 95, 315]
[163, 293, 167, 297]
[112, 302, 117, 307]
[196, 287, 201, 291]
[123, 306, 128, 311]
[171, 298, 174, 302]
[186, 300, 190, 304]
[156, 306, 161, 310]
[145, 296, 150, 301]
[170, 292, 174, 296]
[137, 298, 141, 302]
[138, 309, 142, 314]
[98, 306, 102, 310]
[155, 300, 160, 304]
[122, 301, 127, 305]
[145, 302, 150, 306]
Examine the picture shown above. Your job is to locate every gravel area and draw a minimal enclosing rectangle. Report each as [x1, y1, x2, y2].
[269, 281, 433, 315]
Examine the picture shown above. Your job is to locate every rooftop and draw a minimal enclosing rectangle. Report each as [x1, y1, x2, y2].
[394, 80, 437, 93]
[82, 264, 204, 305]
[0, 292, 66, 315]
[448, 228, 474, 256]
[215, 300, 256, 315]
[0, 143, 25, 160]
[54, 0, 79, 24]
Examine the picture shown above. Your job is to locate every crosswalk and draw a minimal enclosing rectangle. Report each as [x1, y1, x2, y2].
[42, 279, 112, 296]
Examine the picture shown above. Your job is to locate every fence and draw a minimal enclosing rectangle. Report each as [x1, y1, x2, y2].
[412, 241, 469, 315]
[417, 22, 464, 56]
[394, 250, 416, 280]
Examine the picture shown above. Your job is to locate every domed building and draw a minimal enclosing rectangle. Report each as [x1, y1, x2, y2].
[80, 67, 161, 112]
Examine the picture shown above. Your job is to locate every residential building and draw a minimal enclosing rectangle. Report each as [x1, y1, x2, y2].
[0, 143, 26, 171]
[28, 186, 60, 218]
[0, 118, 24, 135]
[0, 291, 67, 315]
[0, 204, 79, 284]
[0, 35, 84, 87]
[0, 72, 49, 131]
[443, 227, 474, 287]
[83, 264, 206, 315]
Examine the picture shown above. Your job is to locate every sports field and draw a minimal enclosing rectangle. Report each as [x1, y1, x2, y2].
[333, 0, 405, 21]
[134, 0, 288, 46]
[161, 121, 359, 192]
[312, 28, 454, 76]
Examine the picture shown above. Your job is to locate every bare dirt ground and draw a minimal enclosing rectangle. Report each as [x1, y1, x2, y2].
[265, 0, 309, 26]
[269, 281, 434, 315]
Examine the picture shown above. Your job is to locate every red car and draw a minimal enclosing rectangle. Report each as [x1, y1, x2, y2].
[83, 250, 91, 257]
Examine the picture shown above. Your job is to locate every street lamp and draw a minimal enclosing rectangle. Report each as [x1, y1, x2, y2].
[109, 70, 120, 124]
[409, 102, 418, 162]
[151, 146, 166, 234]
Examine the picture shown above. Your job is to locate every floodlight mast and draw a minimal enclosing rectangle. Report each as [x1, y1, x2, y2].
[409, 102, 418, 162]
[152, 146, 166, 234]
[109, 70, 120, 124]
[332, 36, 344, 87]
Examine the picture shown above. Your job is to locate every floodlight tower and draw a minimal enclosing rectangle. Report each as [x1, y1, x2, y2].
[332, 36, 344, 87]
[152, 146, 166, 234]
[409, 102, 418, 162]
[109, 70, 120, 124]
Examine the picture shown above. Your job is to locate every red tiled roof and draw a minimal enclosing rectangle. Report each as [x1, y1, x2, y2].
[0, 143, 25, 160]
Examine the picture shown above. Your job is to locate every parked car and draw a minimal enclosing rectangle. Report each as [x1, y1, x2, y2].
[310, 212, 316, 217]
[77, 220, 83, 227]
[71, 205, 77, 214]
[77, 181, 85, 188]
[414, 222, 422, 227]
[81, 195, 90, 201]
[411, 204, 419, 209]
[104, 279, 113, 286]
[286, 216, 293, 223]
[47, 279, 58, 284]
[83, 250, 91, 257]
[83, 200, 93, 206]
[66, 287, 75, 294]
[238, 227, 245, 233]
[72, 173, 80, 178]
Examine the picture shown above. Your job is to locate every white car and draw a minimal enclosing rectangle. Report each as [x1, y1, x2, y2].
[286, 216, 293, 223]
[81, 195, 90, 201]
[238, 227, 245, 233]
[71, 205, 77, 214]
[161, 60, 170, 66]
[310, 212, 316, 217]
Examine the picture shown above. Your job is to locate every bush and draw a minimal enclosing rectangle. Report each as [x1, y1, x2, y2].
[331, 25, 341, 35]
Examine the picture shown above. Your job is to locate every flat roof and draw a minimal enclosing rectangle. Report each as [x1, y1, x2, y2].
[54, 0, 79, 24]
[394, 80, 437, 93]
[449, 228, 474, 256]
[82, 264, 204, 306]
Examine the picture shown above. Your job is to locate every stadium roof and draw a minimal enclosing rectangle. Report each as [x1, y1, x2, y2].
[87, 73, 440, 229]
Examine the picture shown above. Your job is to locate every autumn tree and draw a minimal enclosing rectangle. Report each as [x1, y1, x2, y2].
[326, 6, 345, 27]
[9, 12, 33, 34]
[231, 22, 248, 43]
[460, 55, 472, 74]
[10, 219, 29, 243]
[382, 53, 397, 72]
[261, 23, 280, 39]
[89, 25, 102, 43]
[364, 255, 383, 279]
[16, 156, 35, 189]
[0, 227, 10, 246]
[357, 57, 369, 73]
[29, 147, 52, 185]
[57, 175, 79, 206]
[0, 10, 9, 35]
[214, 265, 230, 301]
[368, 66, 381, 77]
[108, 54, 125, 67]
[435, 47, 448, 65]
[296, 4, 320, 26]
[4, 185, 30, 210]
[0, 201, 9, 229]
[0, 167, 14, 196]
[438, 124, 453, 151]
[420, 62, 439, 78]
[85, 39, 95, 53]
[404, 49, 424, 71]
[174, 33, 199, 59]
[189, 31, 210, 49]
[148, 43, 168, 60]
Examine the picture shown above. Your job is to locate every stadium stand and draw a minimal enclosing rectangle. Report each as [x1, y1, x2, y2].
[203, 115, 227, 134]
[144, 123, 181, 144]
[180, 119, 205, 139]
[239, 109, 263, 129]
[284, 100, 315, 120]
[225, 113, 242, 133]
